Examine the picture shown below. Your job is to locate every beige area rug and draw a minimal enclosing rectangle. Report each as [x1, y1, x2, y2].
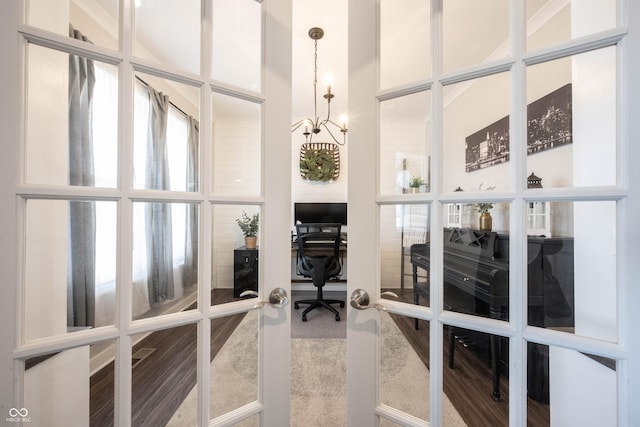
[168, 310, 466, 426]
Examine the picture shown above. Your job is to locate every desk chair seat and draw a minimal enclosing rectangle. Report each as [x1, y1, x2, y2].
[294, 223, 345, 321]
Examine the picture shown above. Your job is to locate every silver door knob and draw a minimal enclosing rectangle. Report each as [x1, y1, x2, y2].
[240, 288, 289, 309]
[350, 289, 398, 311]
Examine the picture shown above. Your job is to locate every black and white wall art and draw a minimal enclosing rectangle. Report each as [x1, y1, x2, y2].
[465, 83, 573, 173]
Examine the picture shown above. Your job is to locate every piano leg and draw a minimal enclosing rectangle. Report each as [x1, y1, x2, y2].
[490, 334, 500, 401]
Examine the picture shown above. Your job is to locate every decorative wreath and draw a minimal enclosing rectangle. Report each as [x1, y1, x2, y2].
[299, 143, 340, 181]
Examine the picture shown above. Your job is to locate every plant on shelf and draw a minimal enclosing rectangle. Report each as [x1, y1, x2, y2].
[409, 176, 425, 192]
[236, 211, 259, 249]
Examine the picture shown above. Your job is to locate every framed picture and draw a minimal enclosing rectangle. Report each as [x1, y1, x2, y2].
[465, 83, 573, 173]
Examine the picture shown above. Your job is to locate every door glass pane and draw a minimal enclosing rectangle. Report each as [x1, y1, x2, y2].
[210, 311, 259, 420]
[442, 224, 509, 322]
[380, 91, 431, 196]
[24, 199, 117, 342]
[131, 325, 197, 425]
[132, 202, 199, 320]
[211, 93, 262, 195]
[380, 204, 430, 297]
[526, 47, 616, 188]
[212, 0, 262, 91]
[443, 72, 510, 192]
[526, 344, 617, 426]
[526, 0, 617, 52]
[134, 0, 200, 74]
[379, 313, 430, 421]
[527, 200, 617, 343]
[24, 341, 116, 426]
[212, 204, 260, 306]
[380, 0, 430, 90]
[133, 73, 200, 191]
[443, 0, 509, 73]
[25, 44, 118, 187]
[445, 329, 509, 425]
[27, 0, 119, 51]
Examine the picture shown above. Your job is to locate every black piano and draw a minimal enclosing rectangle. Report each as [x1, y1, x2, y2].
[410, 228, 574, 402]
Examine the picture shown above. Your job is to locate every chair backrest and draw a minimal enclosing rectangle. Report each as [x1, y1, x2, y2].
[295, 223, 342, 277]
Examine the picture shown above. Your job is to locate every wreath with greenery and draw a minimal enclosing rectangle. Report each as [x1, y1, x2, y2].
[299, 147, 338, 181]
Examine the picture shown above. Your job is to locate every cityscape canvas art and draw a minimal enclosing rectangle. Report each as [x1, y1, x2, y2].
[465, 84, 573, 173]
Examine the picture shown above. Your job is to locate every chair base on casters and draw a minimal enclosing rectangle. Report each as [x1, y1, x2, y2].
[294, 286, 345, 321]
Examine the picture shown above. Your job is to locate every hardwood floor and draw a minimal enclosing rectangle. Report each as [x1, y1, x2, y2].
[385, 288, 550, 427]
[90, 290, 243, 426]
[89, 288, 549, 426]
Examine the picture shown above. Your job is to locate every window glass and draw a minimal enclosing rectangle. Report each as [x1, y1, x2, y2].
[443, 328, 509, 422]
[526, 0, 617, 52]
[24, 340, 116, 425]
[526, 344, 617, 425]
[380, 204, 430, 296]
[25, 44, 118, 187]
[27, 0, 119, 51]
[212, 0, 262, 91]
[443, 0, 509, 73]
[131, 325, 197, 425]
[526, 47, 616, 188]
[211, 92, 262, 195]
[443, 72, 510, 192]
[527, 200, 617, 343]
[380, 0, 430, 89]
[210, 311, 259, 419]
[131, 202, 199, 320]
[134, 0, 200, 74]
[380, 91, 431, 196]
[24, 199, 117, 342]
[211, 204, 260, 306]
[133, 74, 200, 192]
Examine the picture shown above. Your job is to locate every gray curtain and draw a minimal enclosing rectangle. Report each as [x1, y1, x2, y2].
[144, 86, 174, 303]
[67, 25, 96, 327]
[183, 117, 199, 288]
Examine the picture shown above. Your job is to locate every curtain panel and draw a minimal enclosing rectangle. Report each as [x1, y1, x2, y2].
[67, 24, 96, 327]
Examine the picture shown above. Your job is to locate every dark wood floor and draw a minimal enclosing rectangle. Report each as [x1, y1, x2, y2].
[386, 288, 550, 427]
[89, 288, 549, 426]
[90, 290, 245, 426]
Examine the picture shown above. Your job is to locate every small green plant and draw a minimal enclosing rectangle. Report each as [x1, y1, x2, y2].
[409, 176, 425, 188]
[475, 184, 496, 213]
[236, 211, 259, 237]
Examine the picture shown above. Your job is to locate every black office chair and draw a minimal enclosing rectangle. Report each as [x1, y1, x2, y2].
[294, 223, 345, 321]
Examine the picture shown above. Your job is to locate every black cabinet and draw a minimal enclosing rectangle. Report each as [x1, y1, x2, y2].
[234, 247, 258, 298]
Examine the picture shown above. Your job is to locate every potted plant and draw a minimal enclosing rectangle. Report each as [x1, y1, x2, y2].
[475, 185, 495, 231]
[236, 211, 259, 249]
[409, 176, 425, 193]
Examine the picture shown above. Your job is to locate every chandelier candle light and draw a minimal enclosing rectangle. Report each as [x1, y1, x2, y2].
[292, 27, 348, 145]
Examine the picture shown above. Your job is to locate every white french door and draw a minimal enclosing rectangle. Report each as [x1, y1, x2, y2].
[0, 1, 292, 426]
[346, 0, 640, 426]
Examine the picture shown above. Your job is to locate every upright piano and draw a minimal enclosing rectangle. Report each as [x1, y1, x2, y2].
[410, 228, 574, 402]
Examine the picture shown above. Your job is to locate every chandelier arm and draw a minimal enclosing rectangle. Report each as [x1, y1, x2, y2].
[321, 122, 346, 146]
[292, 118, 312, 132]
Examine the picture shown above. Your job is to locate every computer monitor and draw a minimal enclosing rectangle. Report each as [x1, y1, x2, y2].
[294, 203, 347, 226]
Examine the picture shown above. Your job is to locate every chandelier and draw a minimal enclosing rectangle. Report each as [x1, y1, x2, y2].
[292, 27, 347, 145]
